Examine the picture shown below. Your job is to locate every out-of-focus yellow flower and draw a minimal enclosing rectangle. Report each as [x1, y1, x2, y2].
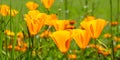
[45, 14, 58, 26]
[15, 46, 21, 51]
[0, 4, 10, 16]
[113, 36, 120, 41]
[101, 51, 111, 56]
[20, 47, 27, 52]
[110, 21, 119, 26]
[40, 30, 51, 38]
[41, 0, 54, 9]
[84, 16, 95, 21]
[114, 45, 120, 52]
[8, 45, 21, 51]
[68, 54, 77, 59]
[72, 29, 91, 49]
[88, 44, 97, 48]
[50, 30, 72, 53]
[52, 20, 70, 31]
[24, 10, 46, 36]
[26, 1, 39, 10]
[17, 32, 24, 39]
[4, 30, 15, 37]
[8, 9, 19, 17]
[104, 33, 111, 38]
[88, 44, 110, 56]
[80, 19, 108, 39]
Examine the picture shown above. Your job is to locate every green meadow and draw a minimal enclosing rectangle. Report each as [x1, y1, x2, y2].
[0, 0, 120, 60]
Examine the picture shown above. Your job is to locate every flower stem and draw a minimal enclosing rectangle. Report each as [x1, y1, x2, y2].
[94, 39, 99, 60]
[81, 49, 86, 60]
[117, 0, 119, 36]
[92, 2, 95, 16]
[110, 0, 115, 60]
[85, 0, 88, 17]
[46, 8, 50, 14]
[64, 0, 68, 19]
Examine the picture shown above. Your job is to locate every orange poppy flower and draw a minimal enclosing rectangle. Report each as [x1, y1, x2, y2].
[110, 21, 119, 26]
[113, 36, 120, 41]
[26, 1, 39, 10]
[68, 54, 77, 59]
[80, 16, 95, 28]
[40, 30, 51, 38]
[44, 14, 58, 26]
[72, 29, 91, 49]
[101, 51, 110, 56]
[24, 10, 46, 36]
[0, 4, 10, 16]
[41, 0, 54, 9]
[80, 19, 108, 39]
[104, 33, 111, 38]
[52, 20, 70, 31]
[50, 30, 72, 53]
[114, 45, 120, 52]
[17, 32, 24, 39]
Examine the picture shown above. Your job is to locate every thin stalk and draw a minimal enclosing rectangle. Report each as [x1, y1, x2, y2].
[85, 0, 88, 17]
[117, 0, 119, 36]
[0, 17, 3, 59]
[81, 49, 86, 60]
[64, 0, 68, 19]
[27, 27, 31, 60]
[92, 2, 95, 16]
[94, 39, 99, 60]
[11, 31, 17, 60]
[10, 0, 12, 31]
[46, 8, 50, 14]
[9, 0, 14, 59]
[110, 0, 115, 60]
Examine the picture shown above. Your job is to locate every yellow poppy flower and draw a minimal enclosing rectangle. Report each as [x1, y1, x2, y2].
[17, 32, 24, 39]
[72, 29, 91, 49]
[113, 36, 120, 41]
[26, 1, 39, 10]
[52, 20, 70, 31]
[68, 54, 77, 59]
[80, 16, 95, 29]
[50, 30, 72, 53]
[24, 10, 46, 36]
[41, 0, 54, 9]
[8, 9, 18, 17]
[0, 4, 10, 16]
[4, 29, 15, 37]
[40, 30, 51, 38]
[80, 19, 108, 39]
[104, 33, 111, 38]
[114, 45, 120, 52]
[45, 14, 58, 26]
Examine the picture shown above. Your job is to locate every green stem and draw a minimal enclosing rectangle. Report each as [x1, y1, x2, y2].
[117, 0, 119, 36]
[0, 17, 4, 59]
[95, 39, 99, 60]
[46, 8, 50, 14]
[85, 0, 88, 17]
[64, 0, 68, 19]
[81, 49, 86, 60]
[92, 2, 95, 16]
[27, 27, 31, 60]
[110, 0, 115, 60]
